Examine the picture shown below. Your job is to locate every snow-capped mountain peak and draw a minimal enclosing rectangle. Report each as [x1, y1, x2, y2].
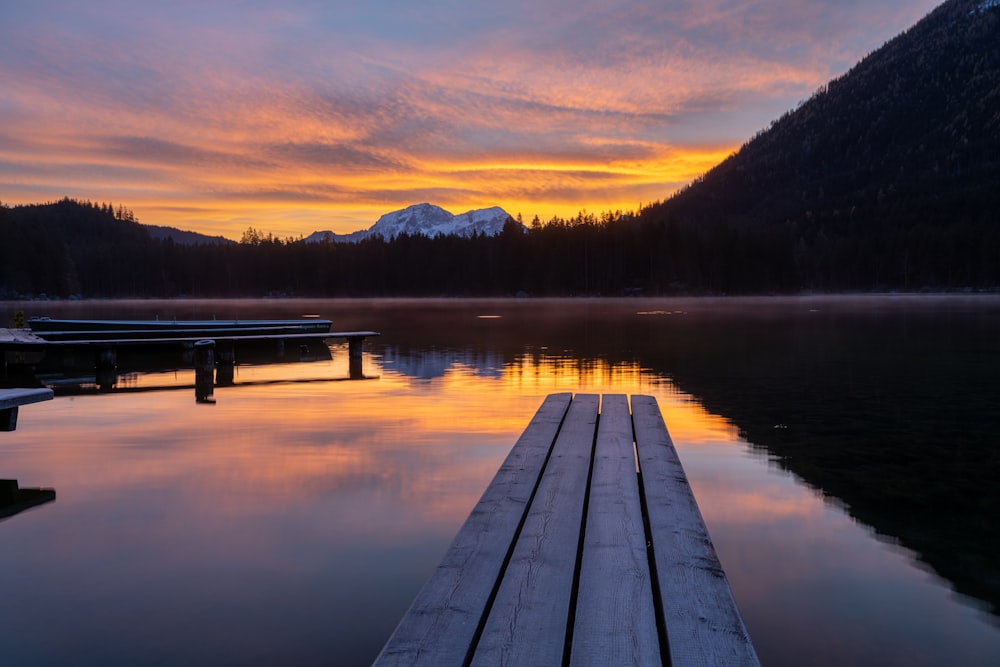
[305, 203, 516, 243]
[369, 203, 458, 239]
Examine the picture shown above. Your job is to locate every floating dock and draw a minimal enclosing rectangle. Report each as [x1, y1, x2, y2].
[375, 393, 759, 666]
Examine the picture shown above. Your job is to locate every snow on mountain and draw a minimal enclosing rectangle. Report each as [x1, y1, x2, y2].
[305, 203, 516, 243]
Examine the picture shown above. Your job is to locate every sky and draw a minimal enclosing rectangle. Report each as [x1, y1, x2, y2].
[1, 0, 942, 239]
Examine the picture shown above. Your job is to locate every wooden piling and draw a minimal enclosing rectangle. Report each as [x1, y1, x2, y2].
[95, 347, 117, 391]
[1, 406, 17, 432]
[194, 340, 216, 403]
[216, 340, 235, 386]
[348, 336, 364, 379]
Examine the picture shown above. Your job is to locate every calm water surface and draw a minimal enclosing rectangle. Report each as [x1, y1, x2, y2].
[1, 296, 998, 666]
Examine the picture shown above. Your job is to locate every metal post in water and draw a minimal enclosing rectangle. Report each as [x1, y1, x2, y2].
[194, 339, 216, 404]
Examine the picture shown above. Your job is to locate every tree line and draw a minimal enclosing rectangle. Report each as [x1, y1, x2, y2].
[1, 197, 997, 300]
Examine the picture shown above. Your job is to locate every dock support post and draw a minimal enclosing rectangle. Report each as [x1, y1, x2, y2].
[1, 407, 18, 432]
[347, 336, 364, 379]
[95, 348, 117, 391]
[194, 340, 216, 404]
[216, 341, 235, 386]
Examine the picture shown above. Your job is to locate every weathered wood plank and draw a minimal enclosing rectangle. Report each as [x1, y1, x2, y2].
[571, 394, 661, 665]
[0, 388, 54, 432]
[632, 394, 760, 667]
[0, 328, 47, 345]
[0, 329, 378, 349]
[471, 394, 600, 667]
[0, 388, 54, 410]
[373, 392, 573, 666]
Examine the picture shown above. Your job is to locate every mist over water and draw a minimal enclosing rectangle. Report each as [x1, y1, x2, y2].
[2, 296, 998, 666]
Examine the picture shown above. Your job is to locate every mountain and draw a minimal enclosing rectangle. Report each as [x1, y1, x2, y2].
[305, 203, 515, 243]
[648, 0, 1000, 241]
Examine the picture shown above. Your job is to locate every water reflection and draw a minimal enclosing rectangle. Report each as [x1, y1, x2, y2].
[0, 478, 56, 521]
[0, 296, 999, 666]
[27, 340, 371, 398]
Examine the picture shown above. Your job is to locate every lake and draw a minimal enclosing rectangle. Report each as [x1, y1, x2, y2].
[2, 295, 999, 666]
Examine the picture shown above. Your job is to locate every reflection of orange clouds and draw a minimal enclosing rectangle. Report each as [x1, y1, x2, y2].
[706, 485, 823, 523]
[6, 351, 759, 535]
[657, 395, 738, 444]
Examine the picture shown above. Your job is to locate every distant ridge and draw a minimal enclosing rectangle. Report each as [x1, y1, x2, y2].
[145, 224, 232, 245]
[306, 203, 516, 243]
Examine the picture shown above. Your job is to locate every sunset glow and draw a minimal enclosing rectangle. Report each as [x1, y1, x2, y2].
[1, 1, 940, 238]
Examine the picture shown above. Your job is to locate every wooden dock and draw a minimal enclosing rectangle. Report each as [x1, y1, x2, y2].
[375, 393, 759, 666]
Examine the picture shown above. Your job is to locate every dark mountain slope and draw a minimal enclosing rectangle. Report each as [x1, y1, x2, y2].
[645, 0, 1000, 290]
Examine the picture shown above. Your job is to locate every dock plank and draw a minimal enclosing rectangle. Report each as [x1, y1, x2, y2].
[0, 388, 54, 410]
[373, 392, 573, 666]
[571, 394, 660, 665]
[0, 328, 378, 349]
[471, 393, 599, 667]
[633, 394, 759, 666]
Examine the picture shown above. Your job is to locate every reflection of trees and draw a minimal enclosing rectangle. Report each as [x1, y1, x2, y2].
[628, 304, 1000, 620]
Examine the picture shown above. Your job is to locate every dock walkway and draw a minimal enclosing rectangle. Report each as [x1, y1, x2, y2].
[375, 393, 759, 666]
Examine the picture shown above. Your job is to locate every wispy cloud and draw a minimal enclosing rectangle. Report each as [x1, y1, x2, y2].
[0, 0, 941, 237]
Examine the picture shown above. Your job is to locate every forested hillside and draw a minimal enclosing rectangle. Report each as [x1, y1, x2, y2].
[644, 0, 1000, 290]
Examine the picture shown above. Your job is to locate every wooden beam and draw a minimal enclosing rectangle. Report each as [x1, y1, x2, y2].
[471, 394, 599, 666]
[571, 394, 660, 665]
[374, 392, 573, 666]
[632, 395, 760, 667]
